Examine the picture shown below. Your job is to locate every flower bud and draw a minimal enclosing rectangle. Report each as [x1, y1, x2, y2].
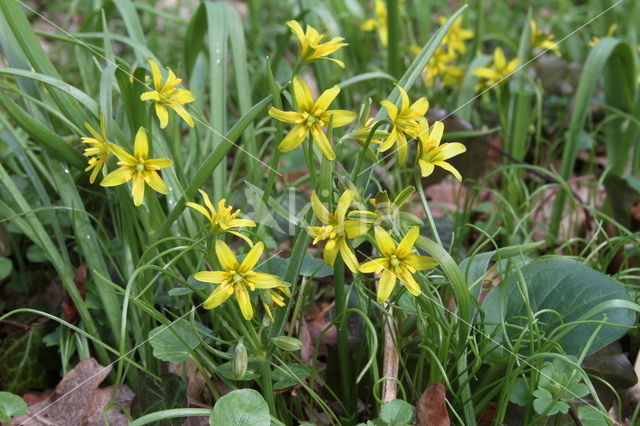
[273, 336, 303, 352]
[232, 340, 248, 379]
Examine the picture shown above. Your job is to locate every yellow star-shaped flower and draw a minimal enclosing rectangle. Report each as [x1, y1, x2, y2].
[140, 59, 195, 129]
[417, 121, 466, 181]
[194, 240, 283, 320]
[268, 76, 356, 160]
[360, 226, 438, 303]
[100, 127, 172, 206]
[81, 116, 112, 184]
[473, 47, 519, 89]
[287, 20, 347, 67]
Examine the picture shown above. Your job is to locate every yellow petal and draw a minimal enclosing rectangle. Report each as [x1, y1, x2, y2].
[278, 125, 307, 153]
[148, 58, 164, 89]
[240, 241, 264, 271]
[228, 231, 255, 247]
[268, 107, 304, 124]
[338, 239, 359, 273]
[397, 267, 421, 296]
[197, 189, 216, 214]
[131, 174, 146, 206]
[145, 158, 173, 169]
[203, 282, 233, 309]
[397, 227, 419, 258]
[335, 189, 354, 221]
[286, 20, 305, 45]
[235, 285, 254, 320]
[314, 85, 340, 111]
[134, 127, 149, 158]
[227, 218, 256, 228]
[429, 121, 444, 145]
[374, 226, 396, 257]
[377, 269, 397, 303]
[155, 104, 169, 129]
[145, 170, 168, 194]
[194, 271, 227, 283]
[419, 159, 435, 177]
[494, 47, 506, 70]
[140, 91, 161, 102]
[292, 76, 313, 111]
[186, 202, 211, 219]
[310, 127, 335, 160]
[434, 161, 463, 181]
[404, 255, 438, 271]
[250, 272, 282, 289]
[398, 86, 410, 112]
[215, 239, 240, 271]
[396, 132, 408, 165]
[319, 109, 356, 127]
[359, 257, 387, 273]
[310, 191, 333, 224]
[109, 144, 135, 164]
[323, 241, 339, 267]
[438, 142, 466, 159]
[344, 219, 368, 239]
[381, 100, 398, 121]
[169, 103, 195, 127]
[100, 167, 131, 187]
[173, 89, 195, 103]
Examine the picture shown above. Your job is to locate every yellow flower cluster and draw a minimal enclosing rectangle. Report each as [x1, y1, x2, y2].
[473, 47, 519, 90]
[82, 59, 195, 206]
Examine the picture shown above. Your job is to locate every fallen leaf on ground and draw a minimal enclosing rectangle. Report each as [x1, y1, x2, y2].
[13, 358, 134, 425]
[416, 382, 450, 426]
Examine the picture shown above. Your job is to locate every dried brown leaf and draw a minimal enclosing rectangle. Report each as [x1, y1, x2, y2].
[416, 382, 450, 426]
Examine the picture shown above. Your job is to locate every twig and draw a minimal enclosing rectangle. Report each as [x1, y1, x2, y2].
[381, 305, 399, 403]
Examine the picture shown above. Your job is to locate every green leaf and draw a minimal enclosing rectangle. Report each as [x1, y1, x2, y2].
[272, 364, 310, 390]
[148, 320, 201, 363]
[483, 258, 635, 358]
[379, 399, 415, 425]
[216, 359, 261, 381]
[0, 257, 12, 280]
[257, 255, 333, 278]
[0, 391, 27, 422]
[532, 388, 570, 416]
[209, 389, 270, 426]
[577, 405, 610, 426]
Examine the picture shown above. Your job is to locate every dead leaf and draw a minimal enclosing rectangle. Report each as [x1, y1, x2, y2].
[416, 382, 450, 426]
[13, 358, 134, 425]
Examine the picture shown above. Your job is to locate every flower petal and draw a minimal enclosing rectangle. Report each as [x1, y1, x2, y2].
[344, 219, 369, 239]
[235, 285, 254, 320]
[397, 226, 420, 257]
[359, 257, 387, 273]
[145, 171, 168, 194]
[310, 191, 333, 224]
[404, 254, 438, 271]
[381, 100, 398, 121]
[250, 272, 282, 289]
[323, 241, 339, 267]
[131, 174, 145, 206]
[194, 271, 227, 283]
[397, 267, 421, 296]
[155, 104, 169, 129]
[377, 269, 397, 303]
[310, 126, 335, 160]
[186, 202, 211, 219]
[148, 58, 164, 89]
[203, 282, 233, 309]
[228, 231, 254, 247]
[292, 76, 313, 111]
[240, 241, 264, 271]
[215, 239, 240, 271]
[314, 85, 340, 111]
[419, 159, 435, 177]
[374, 226, 396, 257]
[100, 167, 131, 187]
[268, 107, 303, 124]
[320, 109, 356, 127]
[435, 161, 463, 181]
[169, 103, 195, 127]
[278, 125, 307, 153]
[335, 189, 354, 222]
[338, 239, 359, 273]
[109, 144, 135, 164]
[134, 127, 149, 158]
[140, 91, 161, 102]
[145, 158, 173, 169]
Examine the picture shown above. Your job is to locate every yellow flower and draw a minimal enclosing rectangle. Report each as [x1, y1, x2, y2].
[268, 76, 356, 160]
[81, 116, 112, 184]
[529, 18, 560, 55]
[195, 240, 283, 320]
[361, 0, 388, 46]
[308, 189, 368, 272]
[186, 189, 256, 246]
[360, 226, 437, 303]
[353, 117, 388, 146]
[140, 59, 195, 129]
[417, 121, 466, 181]
[100, 127, 172, 206]
[262, 286, 291, 320]
[440, 16, 473, 55]
[473, 47, 519, 89]
[423, 48, 459, 86]
[287, 20, 347, 67]
[380, 85, 429, 165]
[588, 24, 617, 48]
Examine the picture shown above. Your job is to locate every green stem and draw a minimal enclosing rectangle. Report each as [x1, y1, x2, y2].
[303, 136, 318, 187]
[386, 0, 401, 78]
[333, 255, 355, 423]
[414, 171, 441, 245]
[260, 358, 277, 415]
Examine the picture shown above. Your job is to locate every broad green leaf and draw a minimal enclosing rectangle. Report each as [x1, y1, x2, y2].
[148, 320, 200, 363]
[209, 389, 270, 426]
[0, 257, 12, 280]
[483, 258, 635, 357]
[272, 364, 310, 390]
[379, 399, 415, 425]
[0, 391, 27, 422]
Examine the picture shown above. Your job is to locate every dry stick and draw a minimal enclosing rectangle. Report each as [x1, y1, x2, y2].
[381, 305, 399, 403]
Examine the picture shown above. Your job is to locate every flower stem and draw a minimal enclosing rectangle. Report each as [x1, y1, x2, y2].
[333, 255, 355, 423]
[260, 357, 277, 416]
[414, 171, 442, 246]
